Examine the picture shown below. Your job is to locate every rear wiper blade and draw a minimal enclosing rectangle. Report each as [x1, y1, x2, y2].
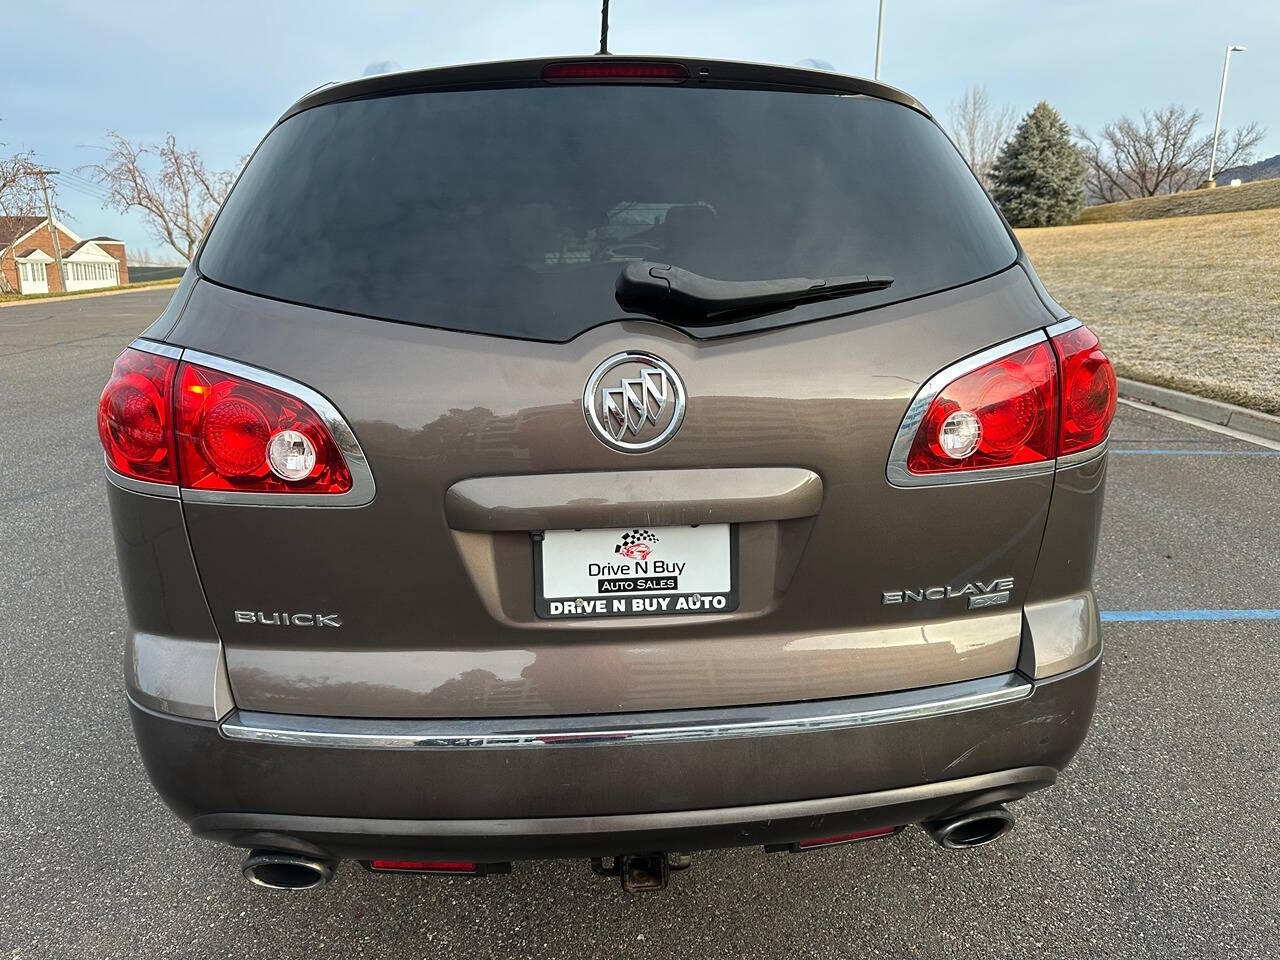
[616, 261, 893, 324]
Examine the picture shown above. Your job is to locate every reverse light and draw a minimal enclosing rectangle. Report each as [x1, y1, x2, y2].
[98, 347, 178, 484]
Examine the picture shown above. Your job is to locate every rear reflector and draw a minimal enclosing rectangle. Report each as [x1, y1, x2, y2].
[542, 61, 689, 82]
[796, 826, 899, 849]
[369, 859, 477, 874]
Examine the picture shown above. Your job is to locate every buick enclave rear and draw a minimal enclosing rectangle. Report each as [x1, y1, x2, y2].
[99, 56, 1113, 893]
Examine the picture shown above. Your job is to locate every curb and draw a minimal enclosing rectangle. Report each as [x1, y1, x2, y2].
[0, 281, 181, 309]
[1118, 378, 1280, 444]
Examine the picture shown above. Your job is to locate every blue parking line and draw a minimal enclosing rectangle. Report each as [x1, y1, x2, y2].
[1102, 609, 1280, 622]
[1109, 449, 1280, 456]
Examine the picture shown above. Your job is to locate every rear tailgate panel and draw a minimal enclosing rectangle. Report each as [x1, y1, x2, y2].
[173, 270, 1055, 717]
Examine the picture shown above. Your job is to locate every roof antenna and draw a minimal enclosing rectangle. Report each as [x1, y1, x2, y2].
[597, 0, 611, 55]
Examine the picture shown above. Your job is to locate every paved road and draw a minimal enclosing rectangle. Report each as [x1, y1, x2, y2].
[1, 288, 1277, 959]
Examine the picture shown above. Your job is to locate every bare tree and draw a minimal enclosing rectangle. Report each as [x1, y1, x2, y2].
[0, 124, 46, 293]
[946, 84, 1018, 190]
[81, 133, 236, 262]
[1076, 105, 1264, 203]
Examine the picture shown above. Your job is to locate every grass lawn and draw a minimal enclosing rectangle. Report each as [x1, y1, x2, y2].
[0, 277, 180, 304]
[1077, 177, 1280, 224]
[1018, 207, 1280, 415]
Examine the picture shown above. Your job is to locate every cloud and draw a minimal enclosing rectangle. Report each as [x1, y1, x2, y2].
[794, 58, 835, 72]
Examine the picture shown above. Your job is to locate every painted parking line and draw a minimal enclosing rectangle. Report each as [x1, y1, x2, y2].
[1109, 449, 1280, 456]
[1116, 398, 1280, 451]
[1101, 609, 1280, 622]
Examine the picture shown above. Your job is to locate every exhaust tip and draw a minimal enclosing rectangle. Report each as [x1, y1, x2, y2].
[925, 805, 1015, 849]
[241, 849, 335, 890]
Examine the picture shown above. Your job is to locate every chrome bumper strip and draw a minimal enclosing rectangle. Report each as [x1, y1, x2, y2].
[219, 673, 1034, 750]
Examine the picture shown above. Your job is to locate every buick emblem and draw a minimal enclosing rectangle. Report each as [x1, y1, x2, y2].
[583, 352, 686, 453]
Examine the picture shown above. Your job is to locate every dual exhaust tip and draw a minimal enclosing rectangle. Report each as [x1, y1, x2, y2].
[240, 806, 1015, 889]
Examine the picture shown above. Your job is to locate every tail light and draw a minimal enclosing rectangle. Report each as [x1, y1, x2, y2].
[98, 348, 179, 484]
[905, 340, 1059, 475]
[175, 360, 351, 494]
[99, 342, 368, 501]
[1051, 325, 1117, 455]
[890, 322, 1116, 484]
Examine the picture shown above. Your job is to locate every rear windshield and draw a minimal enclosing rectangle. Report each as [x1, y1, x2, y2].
[199, 85, 1016, 341]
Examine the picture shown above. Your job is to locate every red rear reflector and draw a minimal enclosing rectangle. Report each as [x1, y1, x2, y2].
[542, 61, 689, 82]
[98, 347, 178, 484]
[369, 860, 477, 874]
[907, 341, 1058, 475]
[797, 826, 898, 849]
[174, 361, 352, 494]
[1050, 325, 1116, 455]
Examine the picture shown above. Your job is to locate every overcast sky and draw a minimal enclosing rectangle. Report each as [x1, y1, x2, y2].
[5, 0, 1277, 259]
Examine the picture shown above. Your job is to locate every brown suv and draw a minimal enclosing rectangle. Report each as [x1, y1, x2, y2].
[99, 56, 1114, 894]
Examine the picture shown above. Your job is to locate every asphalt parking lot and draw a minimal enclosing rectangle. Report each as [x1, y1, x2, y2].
[2, 287, 1277, 959]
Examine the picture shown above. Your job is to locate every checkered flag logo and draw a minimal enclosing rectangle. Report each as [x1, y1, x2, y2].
[615, 529, 660, 560]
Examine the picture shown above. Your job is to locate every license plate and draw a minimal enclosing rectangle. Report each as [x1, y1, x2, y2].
[534, 524, 738, 619]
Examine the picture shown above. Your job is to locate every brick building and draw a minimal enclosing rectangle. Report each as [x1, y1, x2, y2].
[0, 216, 129, 295]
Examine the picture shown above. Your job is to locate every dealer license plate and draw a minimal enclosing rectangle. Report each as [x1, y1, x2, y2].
[535, 524, 738, 619]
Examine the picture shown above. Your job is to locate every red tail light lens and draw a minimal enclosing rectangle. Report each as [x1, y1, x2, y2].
[1051, 325, 1116, 455]
[906, 341, 1059, 475]
[98, 348, 178, 484]
[175, 361, 352, 494]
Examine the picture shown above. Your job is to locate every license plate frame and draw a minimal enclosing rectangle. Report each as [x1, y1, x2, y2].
[533, 524, 739, 619]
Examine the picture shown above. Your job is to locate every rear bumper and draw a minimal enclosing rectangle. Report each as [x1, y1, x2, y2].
[129, 655, 1100, 861]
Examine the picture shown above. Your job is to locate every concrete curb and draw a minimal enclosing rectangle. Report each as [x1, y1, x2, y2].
[0, 281, 181, 309]
[1118, 377, 1280, 443]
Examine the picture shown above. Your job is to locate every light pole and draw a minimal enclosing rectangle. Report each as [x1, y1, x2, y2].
[874, 0, 886, 80]
[1208, 44, 1246, 183]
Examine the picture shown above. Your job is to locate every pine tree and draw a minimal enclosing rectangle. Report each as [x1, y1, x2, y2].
[990, 102, 1086, 227]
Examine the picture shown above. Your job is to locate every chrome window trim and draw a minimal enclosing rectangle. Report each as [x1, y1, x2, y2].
[1044, 317, 1082, 338]
[177, 349, 376, 507]
[104, 459, 180, 498]
[219, 673, 1033, 750]
[886, 329, 1052, 488]
[129, 337, 183, 360]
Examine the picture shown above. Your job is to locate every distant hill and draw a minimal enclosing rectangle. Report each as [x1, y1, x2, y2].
[1215, 154, 1280, 185]
[1076, 177, 1280, 224]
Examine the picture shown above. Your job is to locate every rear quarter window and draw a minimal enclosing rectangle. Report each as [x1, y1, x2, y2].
[198, 85, 1016, 341]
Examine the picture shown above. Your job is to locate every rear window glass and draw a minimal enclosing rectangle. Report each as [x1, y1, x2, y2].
[199, 85, 1016, 341]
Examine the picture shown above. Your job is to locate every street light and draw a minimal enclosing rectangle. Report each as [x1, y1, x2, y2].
[874, 0, 886, 80]
[1208, 44, 1247, 183]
